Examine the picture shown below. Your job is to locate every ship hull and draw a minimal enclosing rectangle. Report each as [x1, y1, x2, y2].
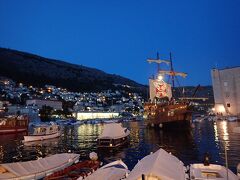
[0, 128, 28, 134]
[144, 102, 192, 130]
[0, 115, 29, 135]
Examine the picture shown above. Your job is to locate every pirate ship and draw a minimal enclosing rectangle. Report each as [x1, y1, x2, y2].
[144, 53, 192, 129]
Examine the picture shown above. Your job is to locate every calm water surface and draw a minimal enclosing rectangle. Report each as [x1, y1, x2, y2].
[0, 119, 240, 173]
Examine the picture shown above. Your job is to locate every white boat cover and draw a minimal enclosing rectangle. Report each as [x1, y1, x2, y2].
[99, 123, 130, 139]
[0, 153, 79, 178]
[190, 164, 239, 180]
[126, 148, 186, 180]
[85, 160, 129, 180]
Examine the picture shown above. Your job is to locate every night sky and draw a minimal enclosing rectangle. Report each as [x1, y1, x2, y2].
[0, 0, 239, 86]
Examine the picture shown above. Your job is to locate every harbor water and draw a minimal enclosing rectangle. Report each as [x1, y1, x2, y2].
[0, 119, 240, 173]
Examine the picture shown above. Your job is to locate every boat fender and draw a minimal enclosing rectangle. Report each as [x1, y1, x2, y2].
[159, 123, 163, 128]
[89, 152, 98, 161]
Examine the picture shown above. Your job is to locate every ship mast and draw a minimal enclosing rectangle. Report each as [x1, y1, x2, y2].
[157, 52, 160, 73]
[170, 52, 175, 88]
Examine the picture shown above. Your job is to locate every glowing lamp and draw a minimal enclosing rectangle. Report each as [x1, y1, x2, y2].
[158, 75, 163, 80]
[218, 105, 225, 113]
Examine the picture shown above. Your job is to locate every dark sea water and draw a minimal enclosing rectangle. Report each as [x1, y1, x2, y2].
[0, 119, 240, 174]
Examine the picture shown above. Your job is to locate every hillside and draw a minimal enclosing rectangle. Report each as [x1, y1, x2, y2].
[0, 48, 146, 94]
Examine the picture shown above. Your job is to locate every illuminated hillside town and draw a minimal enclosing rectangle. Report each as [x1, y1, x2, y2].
[0, 77, 144, 120]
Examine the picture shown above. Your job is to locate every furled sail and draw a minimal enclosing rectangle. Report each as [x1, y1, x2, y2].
[147, 59, 170, 65]
[158, 70, 187, 78]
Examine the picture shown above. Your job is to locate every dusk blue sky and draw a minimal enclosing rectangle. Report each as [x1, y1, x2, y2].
[0, 0, 239, 86]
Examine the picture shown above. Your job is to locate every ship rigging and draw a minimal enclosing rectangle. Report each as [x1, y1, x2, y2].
[144, 52, 192, 130]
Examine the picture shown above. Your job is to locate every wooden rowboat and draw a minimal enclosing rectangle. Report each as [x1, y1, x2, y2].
[44, 160, 100, 180]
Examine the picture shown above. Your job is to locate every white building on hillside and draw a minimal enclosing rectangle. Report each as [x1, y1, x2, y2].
[211, 67, 240, 116]
[26, 99, 62, 110]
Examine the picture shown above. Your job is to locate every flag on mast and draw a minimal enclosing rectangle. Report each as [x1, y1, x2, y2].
[149, 79, 172, 101]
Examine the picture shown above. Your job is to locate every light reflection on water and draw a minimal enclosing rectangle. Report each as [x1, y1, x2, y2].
[0, 119, 240, 173]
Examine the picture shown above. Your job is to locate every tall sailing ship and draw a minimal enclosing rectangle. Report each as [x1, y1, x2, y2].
[144, 53, 192, 129]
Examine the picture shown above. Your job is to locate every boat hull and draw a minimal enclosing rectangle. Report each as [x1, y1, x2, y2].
[0, 128, 27, 134]
[23, 132, 61, 142]
[0, 115, 29, 135]
[97, 135, 129, 148]
[44, 160, 100, 180]
[144, 102, 192, 130]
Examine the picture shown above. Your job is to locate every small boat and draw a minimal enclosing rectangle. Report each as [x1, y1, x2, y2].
[190, 164, 239, 179]
[0, 153, 79, 180]
[0, 115, 29, 134]
[23, 123, 61, 142]
[45, 152, 100, 180]
[84, 159, 129, 180]
[126, 148, 187, 180]
[23, 137, 60, 147]
[227, 116, 238, 122]
[97, 123, 130, 148]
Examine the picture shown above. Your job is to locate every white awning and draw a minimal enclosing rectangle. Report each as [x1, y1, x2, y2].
[99, 123, 130, 139]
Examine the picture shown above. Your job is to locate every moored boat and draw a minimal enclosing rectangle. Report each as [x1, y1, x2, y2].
[0, 115, 29, 134]
[97, 123, 130, 148]
[23, 123, 61, 142]
[84, 159, 129, 180]
[190, 163, 239, 180]
[44, 152, 100, 180]
[0, 153, 79, 180]
[126, 148, 187, 180]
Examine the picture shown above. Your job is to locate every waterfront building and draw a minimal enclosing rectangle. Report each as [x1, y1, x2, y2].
[73, 112, 119, 120]
[211, 67, 240, 116]
[7, 105, 37, 114]
[26, 99, 62, 110]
